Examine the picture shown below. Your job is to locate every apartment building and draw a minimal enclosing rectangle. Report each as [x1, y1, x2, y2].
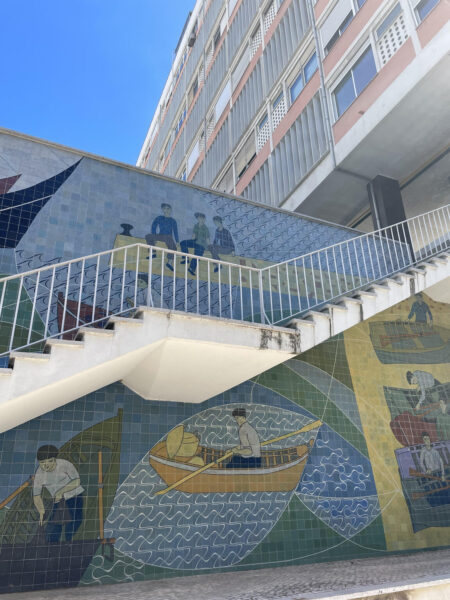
[137, 0, 449, 226]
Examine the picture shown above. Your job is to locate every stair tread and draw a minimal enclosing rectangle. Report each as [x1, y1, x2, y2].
[10, 351, 50, 360]
[45, 339, 84, 348]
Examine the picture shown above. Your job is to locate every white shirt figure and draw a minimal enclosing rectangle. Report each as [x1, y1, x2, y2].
[33, 458, 84, 500]
[412, 370, 436, 408]
[420, 446, 444, 478]
[239, 421, 261, 457]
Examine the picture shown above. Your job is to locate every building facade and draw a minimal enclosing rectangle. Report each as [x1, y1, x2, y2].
[137, 0, 450, 226]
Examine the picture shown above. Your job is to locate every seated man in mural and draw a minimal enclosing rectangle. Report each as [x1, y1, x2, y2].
[227, 408, 262, 469]
[33, 445, 85, 543]
[180, 212, 210, 276]
[208, 216, 235, 273]
[145, 203, 179, 271]
[419, 433, 445, 481]
[406, 369, 442, 413]
[407, 293, 433, 327]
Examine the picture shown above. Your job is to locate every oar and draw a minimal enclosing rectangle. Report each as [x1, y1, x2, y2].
[412, 482, 450, 500]
[409, 468, 444, 481]
[154, 419, 322, 496]
[0, 476, 33, 509]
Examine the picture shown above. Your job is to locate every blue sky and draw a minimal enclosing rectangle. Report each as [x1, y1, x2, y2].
[0, 0, 193, 165]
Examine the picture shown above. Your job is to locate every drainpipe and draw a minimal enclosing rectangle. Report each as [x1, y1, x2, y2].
[305, 0, 336, 170]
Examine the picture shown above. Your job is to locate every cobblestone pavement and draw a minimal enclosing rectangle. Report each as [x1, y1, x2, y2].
[3, 549, 450, 600]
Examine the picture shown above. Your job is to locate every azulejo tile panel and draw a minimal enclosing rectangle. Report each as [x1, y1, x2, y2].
[0, 131, 449, 593]
[0, 287, 449, 593]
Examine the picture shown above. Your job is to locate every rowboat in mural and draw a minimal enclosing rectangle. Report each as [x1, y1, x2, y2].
[0, 160, 81, 249]
[0, 409, 122, 593]
[149, 423, 317, 494]
[395, 440, 450, 533]
[57, 292, 107, 339]
[369, 321, 450, 364]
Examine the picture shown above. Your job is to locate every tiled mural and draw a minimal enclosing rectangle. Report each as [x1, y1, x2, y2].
[0, 131, 448, 593]
[0, 288, 449, 593]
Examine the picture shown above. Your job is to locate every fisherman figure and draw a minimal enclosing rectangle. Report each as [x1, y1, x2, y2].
[208, 216, 235, 272]
[227, 408, 262, 469]
[406, 369, 443, 412]
[180, 212, 210, 276]
[145, 203, 179, 271]
[33, 445, 85, 543]
[419, 433, 445, 481]
[408, 293, 433, 325]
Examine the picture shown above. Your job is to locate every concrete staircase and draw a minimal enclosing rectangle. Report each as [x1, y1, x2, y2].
[0, 251, 448, 433]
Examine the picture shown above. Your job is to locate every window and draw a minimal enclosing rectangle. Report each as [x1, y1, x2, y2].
[324, 11, 353, 54]
[258, 113, 269, 131]
[333, 46, 377, 117]
[376, 3, 402, 37]
[415, 0, 439, 21]
[304, 53, 318, 82]
[290, 73, 304, 103]
[175, 107, 187, 136]
[289, 53, 317, 104]
[213, 26, 221, 51]
[235, 135, 256, 181]
[217, 164, 234, 194]
[250, 25, 262, 58]
[189, 76, 198, 104]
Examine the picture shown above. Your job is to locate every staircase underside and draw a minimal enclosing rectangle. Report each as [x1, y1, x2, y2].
[0, 252, 448, 433]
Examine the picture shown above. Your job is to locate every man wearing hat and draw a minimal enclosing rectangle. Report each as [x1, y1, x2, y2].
[146, 203, 179, 270]
[180, 212, 210, 275]
[227, 408, 262, 469]
[208, 216, 235, 272]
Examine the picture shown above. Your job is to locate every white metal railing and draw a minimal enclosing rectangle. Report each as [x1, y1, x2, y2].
[0, 205, 449, 358]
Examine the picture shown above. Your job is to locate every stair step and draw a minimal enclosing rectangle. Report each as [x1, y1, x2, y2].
[10, 351, 50, 362]
[355, 289, 377, 298]
[340, 297, 363, 305]
[107, 316, 144, 327]
[286, 318, 314, 330]
[304, 310, 331, 320]
[369, 283, 390, 291]
[45, 339, 84, 351]
[76, 326, 115, 339]
[383, 277, 403, 286]
[0, 367, 13, 376]
[321, 303, 348, 312]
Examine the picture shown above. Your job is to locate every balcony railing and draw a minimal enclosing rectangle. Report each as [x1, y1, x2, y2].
[0, 205, 448, 358]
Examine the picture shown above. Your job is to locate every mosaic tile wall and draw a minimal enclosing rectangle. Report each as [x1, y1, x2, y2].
[0, 130, 448, 593]
[0, 287, 449, 593]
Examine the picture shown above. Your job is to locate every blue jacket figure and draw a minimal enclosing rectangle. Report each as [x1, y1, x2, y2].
[408, 293, 432, 324]
[145, 203, 179, 271]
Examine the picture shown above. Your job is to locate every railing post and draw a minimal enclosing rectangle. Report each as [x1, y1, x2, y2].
[258, 270, 266, 324]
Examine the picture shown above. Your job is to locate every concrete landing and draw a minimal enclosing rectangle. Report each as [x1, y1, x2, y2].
[3, 549, 449, 600]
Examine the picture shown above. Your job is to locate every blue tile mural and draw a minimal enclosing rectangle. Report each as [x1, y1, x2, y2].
[0, 130, 448, 594]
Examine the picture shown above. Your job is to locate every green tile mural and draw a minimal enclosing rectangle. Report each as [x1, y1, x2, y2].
[1, 287, 449, 593]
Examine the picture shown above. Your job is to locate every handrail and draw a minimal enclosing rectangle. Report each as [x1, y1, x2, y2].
[0, 204, 448, 358]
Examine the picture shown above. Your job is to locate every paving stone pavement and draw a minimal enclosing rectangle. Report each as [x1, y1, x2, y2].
[3, 549, 450, 600]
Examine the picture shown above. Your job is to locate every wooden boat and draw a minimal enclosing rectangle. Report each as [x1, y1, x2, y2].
[0, 160, 81, 249]
[57, 292, 107, 339]
[149, 438, 314, 494]
[0, 409, 122, 594]
[369, 321, 450, 364]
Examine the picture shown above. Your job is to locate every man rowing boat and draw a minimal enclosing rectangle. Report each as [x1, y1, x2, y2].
[227, 408, 262, 469]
